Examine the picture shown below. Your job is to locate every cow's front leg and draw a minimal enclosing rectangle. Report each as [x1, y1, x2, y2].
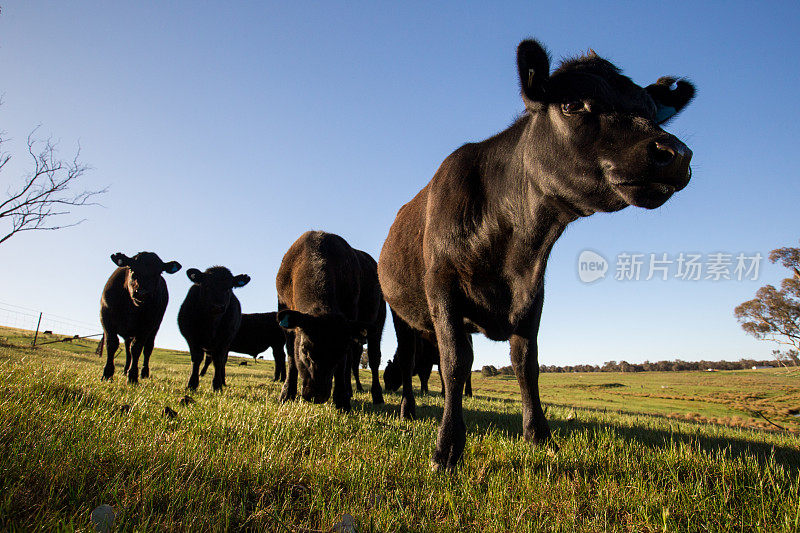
[426, 272, 472, 472]
[140, 335, 155, 378]
[333, 361, 351, 412]
[279, 331, 298, 402]
[211, 352, 227, 391]
[510, 287, 552, 446]
[127, 339, 144, 384]
[187, 346, 204, 390]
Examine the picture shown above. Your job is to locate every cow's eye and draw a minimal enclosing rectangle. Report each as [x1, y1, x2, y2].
[561, 101, 588, 115]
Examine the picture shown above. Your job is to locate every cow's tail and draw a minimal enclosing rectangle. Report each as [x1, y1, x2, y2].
[95, 334, 104, 357]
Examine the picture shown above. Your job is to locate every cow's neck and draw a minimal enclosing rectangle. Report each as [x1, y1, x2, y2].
[480, 115, 582, 324]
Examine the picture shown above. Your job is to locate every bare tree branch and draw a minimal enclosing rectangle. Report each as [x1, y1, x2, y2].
[0, 118, 106, 246]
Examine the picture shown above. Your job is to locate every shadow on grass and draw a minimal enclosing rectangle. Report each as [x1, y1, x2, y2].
[360, 389, 800, 476]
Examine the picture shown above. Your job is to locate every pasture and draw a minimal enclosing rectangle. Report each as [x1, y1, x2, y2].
[1, 326, 799, 531]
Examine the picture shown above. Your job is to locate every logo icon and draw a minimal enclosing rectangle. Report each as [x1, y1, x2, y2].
[578, 250, 608, 283]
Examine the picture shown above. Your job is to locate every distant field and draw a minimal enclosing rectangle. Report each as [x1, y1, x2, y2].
[1, 325, 799, 531]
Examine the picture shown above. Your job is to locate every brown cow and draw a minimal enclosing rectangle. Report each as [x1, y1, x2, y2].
[378, 40, 695, 470]
[277, 231, 386, 411]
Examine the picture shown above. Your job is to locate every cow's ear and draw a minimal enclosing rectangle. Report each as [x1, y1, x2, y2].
[232, 274, 250, 288]
[517, 39, 550, 106]
[187, 268, 203, 283]
[111, 252, 130, 268]
[646, 77, 695, 124]
[162, 261, 181, 274]
[277, 309, 310, 329]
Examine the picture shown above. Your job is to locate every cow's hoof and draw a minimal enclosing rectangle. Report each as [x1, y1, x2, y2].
[371, 388, 384, 405]
[355, 384, 364, 392]
[400, 397, 416, 420]
[335, 401, 352, 412]
[140, 367, 150, 379]
[187, 377, 199, 391]
[101, 374, 113, 381]
[127, 376, 139, 385]
[430, 459, 458, 475]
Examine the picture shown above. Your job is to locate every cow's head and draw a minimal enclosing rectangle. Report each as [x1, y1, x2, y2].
[383, 359, 401, 392]
[277, 309, 367, 403]
[186, 266, 250, 316]
[111, 252, 181, 306]
[517, 40, 695, 213]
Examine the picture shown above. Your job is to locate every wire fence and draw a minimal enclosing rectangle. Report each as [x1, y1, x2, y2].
[0, 301, 103, 346]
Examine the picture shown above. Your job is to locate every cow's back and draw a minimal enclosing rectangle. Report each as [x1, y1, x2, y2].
[277, 231, 361, 319]
[378, 185, 431, 332]
[229, 312, 283, 355]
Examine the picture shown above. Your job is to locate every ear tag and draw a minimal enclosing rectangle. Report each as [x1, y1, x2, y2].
[279, 316, 291, 328]
[528, 68, 535, 88]
[655, 104, 677, 124]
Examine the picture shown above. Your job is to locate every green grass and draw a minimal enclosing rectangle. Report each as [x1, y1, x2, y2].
[1, 326, 799, 531]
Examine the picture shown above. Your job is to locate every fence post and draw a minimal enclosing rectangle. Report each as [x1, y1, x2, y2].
[32, 312, 42, 347]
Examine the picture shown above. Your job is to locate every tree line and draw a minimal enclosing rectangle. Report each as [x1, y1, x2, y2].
[481, 357, 780, 376]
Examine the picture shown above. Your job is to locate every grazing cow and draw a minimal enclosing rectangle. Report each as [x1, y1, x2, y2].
[383, 325, 472, 396]
[276, 231, 386, 411]
[178, 266, 250, 391]
[377, 40, 695, 470]
[100, 252, 181, 383]
[200, 312, 287, 381]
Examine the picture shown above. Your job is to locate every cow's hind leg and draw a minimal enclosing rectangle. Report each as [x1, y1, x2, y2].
[200, 354, 213, 377]
[279, 330, 298, 402]
[273, 343, 286, 382]
[368, 304, 385, 404]
[101, 331, 119, 380]
[351, 346, 363, 393]
[390, 309, 417, 419]
[510, 287, 552, 446]
[418, 362, 431, 394]
[123, 338, 132, 375]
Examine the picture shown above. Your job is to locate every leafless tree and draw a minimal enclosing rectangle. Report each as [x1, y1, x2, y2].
[0, 121, 105, 246]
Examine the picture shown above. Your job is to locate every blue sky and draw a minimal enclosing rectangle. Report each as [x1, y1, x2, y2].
[1, 2, 798, 368]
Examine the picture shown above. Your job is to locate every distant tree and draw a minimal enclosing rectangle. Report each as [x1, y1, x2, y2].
[0, 110, 105, 245]
[735, 242, 800, 367]
[481, 365, 499, 377]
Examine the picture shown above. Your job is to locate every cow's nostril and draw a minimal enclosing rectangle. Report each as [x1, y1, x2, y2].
[649, 141, 677, 167]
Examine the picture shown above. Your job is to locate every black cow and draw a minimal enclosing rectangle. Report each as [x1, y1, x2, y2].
[178, 266, 250, 391]
[199, 312, 287, 381]
[100, 252, 181, 383]
[383, 326, 472, 396]
[377, 40, 695, 470]
[276, 231, 386, 411]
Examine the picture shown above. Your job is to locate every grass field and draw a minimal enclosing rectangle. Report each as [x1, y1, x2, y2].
[1, 325, 799, 531]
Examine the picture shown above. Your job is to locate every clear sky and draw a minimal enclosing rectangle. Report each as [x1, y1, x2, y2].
[1, 2, 798, 369]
